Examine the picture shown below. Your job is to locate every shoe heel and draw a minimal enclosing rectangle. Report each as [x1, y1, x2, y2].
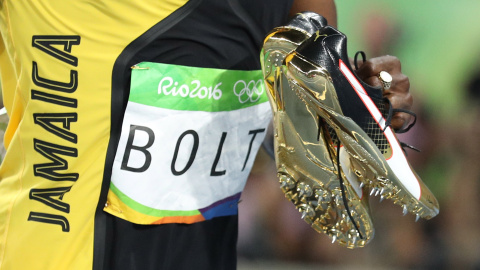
[262, 27, 314, 103]
[262, 12, 327, 105]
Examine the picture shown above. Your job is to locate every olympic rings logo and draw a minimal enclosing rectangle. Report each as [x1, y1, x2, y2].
[233, 79, 264, 103]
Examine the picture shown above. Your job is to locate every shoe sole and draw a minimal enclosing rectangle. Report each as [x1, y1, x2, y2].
[274, 109, 374, 248]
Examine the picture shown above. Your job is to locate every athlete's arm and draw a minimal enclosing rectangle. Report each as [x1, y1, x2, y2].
[289, 0, 337, 28]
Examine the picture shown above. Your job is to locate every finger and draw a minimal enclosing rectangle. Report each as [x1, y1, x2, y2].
[361, 68, 410, 102]
[356, 55, 401, 80]
[363, 75, 383, 89]
[388, 92, 414, 130]
[391, 112, 412, 131]
[383, 74, 411, 100]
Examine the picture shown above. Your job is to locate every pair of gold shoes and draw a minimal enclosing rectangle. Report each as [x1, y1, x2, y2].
[261, 12, 439, 248]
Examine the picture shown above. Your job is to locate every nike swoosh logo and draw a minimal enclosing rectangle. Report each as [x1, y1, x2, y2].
[338, 59, 421, 200]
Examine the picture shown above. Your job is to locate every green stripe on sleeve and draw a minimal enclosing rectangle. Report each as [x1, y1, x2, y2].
[129, 62, 268, 112]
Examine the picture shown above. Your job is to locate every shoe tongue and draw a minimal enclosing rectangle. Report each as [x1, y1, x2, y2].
[287, 12, 328, 35]
[319, 25, 341, 36]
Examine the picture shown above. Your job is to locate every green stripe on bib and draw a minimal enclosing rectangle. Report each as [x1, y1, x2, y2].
[110, 183, 201, 217]
[130, 62, 268, 112]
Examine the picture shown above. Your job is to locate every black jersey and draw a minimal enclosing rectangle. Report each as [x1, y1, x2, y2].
[103, 1, 293, 269]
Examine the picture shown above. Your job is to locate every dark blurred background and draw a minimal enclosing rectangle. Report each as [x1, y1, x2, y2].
[238, 1, 480, 269]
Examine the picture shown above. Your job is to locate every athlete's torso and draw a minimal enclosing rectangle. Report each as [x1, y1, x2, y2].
[0, 0, 292, 269]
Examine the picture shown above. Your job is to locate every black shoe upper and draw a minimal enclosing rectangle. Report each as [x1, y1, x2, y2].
[294, 25, 391, 154]
[286, 11, 328, 35]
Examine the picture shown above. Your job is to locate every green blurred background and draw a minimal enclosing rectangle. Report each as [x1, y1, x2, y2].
[238, 1, 480, 269]
[336, 0, 480, 120]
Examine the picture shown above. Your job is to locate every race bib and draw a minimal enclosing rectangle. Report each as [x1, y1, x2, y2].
[105, 62, 272, 224]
